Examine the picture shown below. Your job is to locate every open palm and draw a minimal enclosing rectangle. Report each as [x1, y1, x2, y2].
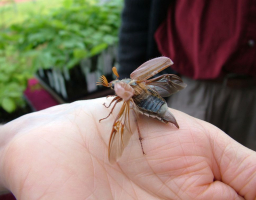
[1, 98, 255, 200]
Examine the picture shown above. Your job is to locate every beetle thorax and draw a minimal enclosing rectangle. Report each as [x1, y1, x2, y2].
[114, 81, 134, 101]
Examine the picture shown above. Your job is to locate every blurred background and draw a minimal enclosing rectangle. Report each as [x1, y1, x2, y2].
[0, 0, 123, 124]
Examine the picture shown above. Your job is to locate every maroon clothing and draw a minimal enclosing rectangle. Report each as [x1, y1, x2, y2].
[155, 0, 256, 79]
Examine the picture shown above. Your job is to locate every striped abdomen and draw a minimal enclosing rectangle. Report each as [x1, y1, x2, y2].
[131, 82, 178, 127]
[133, 92, 165, 115]
[131, 83, 167, 120]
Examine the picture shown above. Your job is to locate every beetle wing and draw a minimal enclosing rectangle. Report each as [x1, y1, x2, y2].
[130, 57, 174, 81]
[108, 101, 136, 163]
[146, 74, 187, 97]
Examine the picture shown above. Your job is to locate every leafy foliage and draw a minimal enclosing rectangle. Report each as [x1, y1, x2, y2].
[0, 46, 33, 113]
[9, 0, 122, 70]
[0, 0, 123, 113]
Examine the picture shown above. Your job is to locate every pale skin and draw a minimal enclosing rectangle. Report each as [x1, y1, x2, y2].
[0, 98, 255, 200]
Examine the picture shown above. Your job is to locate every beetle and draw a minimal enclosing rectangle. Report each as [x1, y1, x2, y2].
[97, 56, 187, 163]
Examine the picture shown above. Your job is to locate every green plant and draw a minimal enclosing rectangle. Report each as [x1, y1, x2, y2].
[0, 46, 33, 113]
[0, 0, 123, 113]
[11, 0, 122, 70]
[0, 0, 64, 27]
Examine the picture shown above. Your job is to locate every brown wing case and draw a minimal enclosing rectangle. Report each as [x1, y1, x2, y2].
[130, 57, 174, 81]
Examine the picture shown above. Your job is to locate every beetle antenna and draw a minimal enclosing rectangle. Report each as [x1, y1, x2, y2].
[112, 67, 119, 79]
[96, 75, 109, 87]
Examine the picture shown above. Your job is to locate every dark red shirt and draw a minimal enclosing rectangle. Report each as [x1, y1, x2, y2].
[155, 0, 256, 79]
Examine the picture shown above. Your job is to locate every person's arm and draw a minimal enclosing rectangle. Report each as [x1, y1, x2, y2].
[0, 98, 255, 199]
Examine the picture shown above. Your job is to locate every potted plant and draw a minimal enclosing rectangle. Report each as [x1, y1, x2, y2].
[10, 0, 122, 102]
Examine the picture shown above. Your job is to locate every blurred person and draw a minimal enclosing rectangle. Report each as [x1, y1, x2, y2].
[117, 0, 256, 150]
[0, 99, 255, 199]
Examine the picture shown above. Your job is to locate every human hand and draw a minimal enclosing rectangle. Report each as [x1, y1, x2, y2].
[0, 98, 255, 200]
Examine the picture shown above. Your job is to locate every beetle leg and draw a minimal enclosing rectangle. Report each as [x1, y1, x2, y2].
[106, 95, 116, 99]
[103, 96, 119, 108]
[99, 97, 122, 122]
[135, 118, 145, 155]
[130, 103, 146, 155]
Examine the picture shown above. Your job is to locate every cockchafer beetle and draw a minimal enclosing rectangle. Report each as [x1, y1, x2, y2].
[97, 57, 187, 163]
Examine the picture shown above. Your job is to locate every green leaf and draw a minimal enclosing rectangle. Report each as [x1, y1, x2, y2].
[99, 25, 112, 33]
[2, 97, 16, 113]
[0, 74, 9, 83]
[66, 58, 80, 69]
[63, 0, 72, 8]
[90, 43, 108, 56]
[62, 40, 77, 48]
[103, 35, 117, 45]
[73, 49, 88, 59]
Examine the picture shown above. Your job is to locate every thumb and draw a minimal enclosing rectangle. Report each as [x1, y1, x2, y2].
[210, 127, 256, 199]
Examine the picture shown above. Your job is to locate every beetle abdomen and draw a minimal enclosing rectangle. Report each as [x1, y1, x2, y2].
[132, 84, 179, 127]
[135, 94, 165, 114]
[136, 99, 179, 127]
[132, 83, 165, 115]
